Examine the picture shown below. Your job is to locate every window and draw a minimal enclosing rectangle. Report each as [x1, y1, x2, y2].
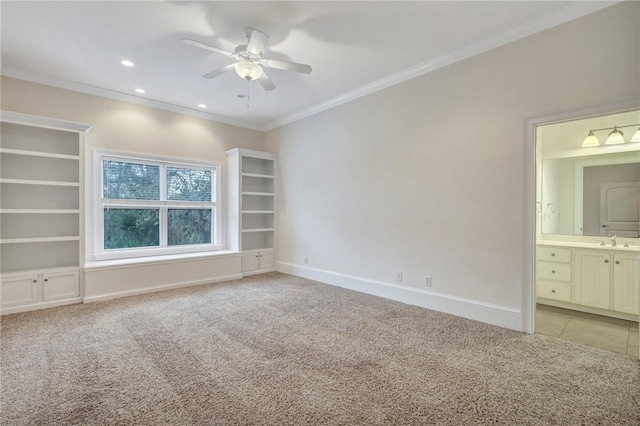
[95, 151, 221, 260]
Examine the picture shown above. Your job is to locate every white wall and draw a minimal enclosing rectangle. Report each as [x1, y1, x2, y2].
[265, 2, 640, 330]
[1, 76, 264, 299]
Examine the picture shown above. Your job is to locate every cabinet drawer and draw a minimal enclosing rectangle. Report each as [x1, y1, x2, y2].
[537, 247, 571, 263]
[537, 262, 571, 282]
[537, 280, 571, 302]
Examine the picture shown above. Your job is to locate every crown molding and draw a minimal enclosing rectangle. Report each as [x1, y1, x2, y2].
[2, 1, 618, 134]
[262, 1, 619, 132]
[1, 68, 265, 132]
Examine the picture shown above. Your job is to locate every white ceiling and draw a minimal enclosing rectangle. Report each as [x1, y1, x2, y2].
[1, 1, 617, 131]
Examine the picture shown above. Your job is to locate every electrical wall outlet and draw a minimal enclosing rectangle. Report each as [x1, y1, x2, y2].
[396, 272, 403, 282]
[425, 277, 432, 287]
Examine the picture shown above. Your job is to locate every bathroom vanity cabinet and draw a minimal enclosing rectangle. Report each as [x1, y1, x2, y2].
[537, 243, 639, 319]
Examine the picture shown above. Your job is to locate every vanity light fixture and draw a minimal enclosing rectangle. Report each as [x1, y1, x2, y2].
[581, 123, 640, 147]
[581, 131, 600, 147]
[605, 126, 624, 145]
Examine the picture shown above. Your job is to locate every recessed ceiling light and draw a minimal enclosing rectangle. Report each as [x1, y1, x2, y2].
[134, 88, 145, 94]
[197, 104, 207, 109]
[121, 60, 134, 67]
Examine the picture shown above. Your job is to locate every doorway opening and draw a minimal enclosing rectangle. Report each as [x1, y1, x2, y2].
[533, 108, 639, 357]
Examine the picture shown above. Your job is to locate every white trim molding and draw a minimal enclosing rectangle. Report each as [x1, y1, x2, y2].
[522, 97, 640, 334]
[1, 68, 263, 132]
[2, 1, 616, 133]
[278, 262, 521, 331]
[262, 1, 618, 131]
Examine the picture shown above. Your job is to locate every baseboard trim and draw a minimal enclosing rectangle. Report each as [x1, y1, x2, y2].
[537, 298, 638, 322]
[83, 273, 244, 304]
[278, 262, 521, 331]
[1, 297, 82, 315]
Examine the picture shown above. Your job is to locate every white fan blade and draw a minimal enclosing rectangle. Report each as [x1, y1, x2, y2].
[247, 29, 269, 55]
[258, 72, 276, 91]
[182, 38, 235, 57]
[203, 63, 236, 79]
[262, 59, 312, 74]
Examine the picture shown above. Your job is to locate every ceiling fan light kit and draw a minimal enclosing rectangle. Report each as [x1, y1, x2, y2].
[235, 61, 263, 81]
[183, 27, 312, 92]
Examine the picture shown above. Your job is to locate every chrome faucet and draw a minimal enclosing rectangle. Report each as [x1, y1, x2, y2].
[611, 235, 617, 247]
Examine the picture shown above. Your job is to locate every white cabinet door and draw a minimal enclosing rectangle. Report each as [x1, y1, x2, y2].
[242, 253, 260, 273]
[1, 275, 39, 308]
[42, 272, 79, 302]
[259, 251, 274, 270]
[574, 250, 611, 309]
[613, 252, 640, 315]
[242, 251, 274, 274]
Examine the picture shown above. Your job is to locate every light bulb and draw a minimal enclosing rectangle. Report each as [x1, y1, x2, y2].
[631, 127, 640, 143]
[234, 61, 263, 81]
[605, 127, 625, 145]
[581, 131, 600, 147]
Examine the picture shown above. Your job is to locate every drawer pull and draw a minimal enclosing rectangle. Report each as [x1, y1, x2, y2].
[551, 253, 555, 257]
[32, 279, 37, 283]
[551, 289, 556, 293]
[604, 259, 609, 263]
[44, 278, 48, 282]
[551, 270, 556, 273]
[615, 261, 620, 265]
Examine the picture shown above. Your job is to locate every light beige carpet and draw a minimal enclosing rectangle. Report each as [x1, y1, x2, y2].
[1, 272, 638, 425]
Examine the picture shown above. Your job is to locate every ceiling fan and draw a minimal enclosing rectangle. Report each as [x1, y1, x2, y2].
[183, 27, 312, 91]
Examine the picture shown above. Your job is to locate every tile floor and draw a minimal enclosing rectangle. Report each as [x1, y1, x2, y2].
[536, 304, 639, 357]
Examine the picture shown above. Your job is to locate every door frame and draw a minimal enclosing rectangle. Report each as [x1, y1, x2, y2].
[522, 97, 640, 340]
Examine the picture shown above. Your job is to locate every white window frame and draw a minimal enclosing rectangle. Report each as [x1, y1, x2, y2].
[93, 150, 223, 261]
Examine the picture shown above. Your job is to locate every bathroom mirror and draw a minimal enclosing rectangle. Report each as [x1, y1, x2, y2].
[541, 152, 640, 237]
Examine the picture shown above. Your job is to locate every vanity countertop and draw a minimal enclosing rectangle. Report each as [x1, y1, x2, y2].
[537, 240, 640, 253]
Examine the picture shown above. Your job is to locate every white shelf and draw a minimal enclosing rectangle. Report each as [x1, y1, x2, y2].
[242, 210, 275, 214]
[0, 236, 80, 244]
[0, 178, 80, 187]
[242, 247, 274, 253]
[0, 148, 80, 160]
[242, 192, 274, 196]
[241, 173, 274, 179]
[241, 228, 275, 233]
[0, 209, 80, 214]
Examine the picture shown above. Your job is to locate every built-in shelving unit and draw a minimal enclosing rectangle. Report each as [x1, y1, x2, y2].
[0, 111, 91, 314]
[226, 148, 276, 275]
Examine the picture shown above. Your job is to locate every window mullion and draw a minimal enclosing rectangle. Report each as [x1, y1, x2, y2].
[160, 165, 168, 248]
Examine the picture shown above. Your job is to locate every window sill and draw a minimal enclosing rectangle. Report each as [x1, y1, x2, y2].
[84, 250, 240, 271]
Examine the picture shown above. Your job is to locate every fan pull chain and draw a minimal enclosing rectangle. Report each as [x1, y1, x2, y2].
[246, 81, 251, 110]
